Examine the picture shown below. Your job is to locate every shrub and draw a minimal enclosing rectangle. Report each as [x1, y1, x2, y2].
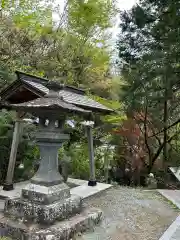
[0, 238, 11, 240]
[68, 142, 90, 180]
[0, 110, 39, 184]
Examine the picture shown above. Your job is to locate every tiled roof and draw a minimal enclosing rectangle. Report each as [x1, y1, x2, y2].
[16, 71, 48, 84]
[0, 71, 113, 113]
[16, 71, 49, 95]
[23, 80, 49, 95]
[59, 90, 112, 112]
[11, 96, 91, 113]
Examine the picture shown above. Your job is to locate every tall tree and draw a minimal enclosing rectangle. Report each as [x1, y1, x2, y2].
[116, 0, 180, 173]
[0, 0, 116, 95]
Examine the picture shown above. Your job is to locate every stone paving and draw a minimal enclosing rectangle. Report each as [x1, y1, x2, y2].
[0, 185, 178, 239]
[75, 187, 179, 240]
[0, 178, 112, 200]
[0, 179, 111, 239]
[171, 227, 180, 239]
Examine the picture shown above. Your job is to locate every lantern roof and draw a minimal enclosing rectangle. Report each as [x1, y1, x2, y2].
[3, 91, 91, 114]
[0, 71, 113, 114]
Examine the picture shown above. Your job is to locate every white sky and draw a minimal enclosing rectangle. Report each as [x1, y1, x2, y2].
[53, 0, 137, 24]
[117, 0, 137, 10]
[112, 0, 138, 38]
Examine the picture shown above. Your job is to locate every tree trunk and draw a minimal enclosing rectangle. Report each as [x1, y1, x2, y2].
[163, 80, 168, 163]
[147, 133, 176, 174]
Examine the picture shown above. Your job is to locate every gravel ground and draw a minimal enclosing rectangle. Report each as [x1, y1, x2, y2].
[76, 186, 179, 240]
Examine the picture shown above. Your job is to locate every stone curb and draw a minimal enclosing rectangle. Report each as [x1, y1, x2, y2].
[159, 215, 180, 240]
[158, 190, 180, 209]
[158, 190, 180, 240]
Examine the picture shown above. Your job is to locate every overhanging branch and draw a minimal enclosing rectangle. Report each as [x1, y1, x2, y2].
[149, 118, 180, 138]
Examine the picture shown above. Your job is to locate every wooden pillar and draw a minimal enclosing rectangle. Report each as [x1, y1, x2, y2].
[104, 145, 110, 183]
[81, 120, 96, 186]
[86, 124, 97, 186]
[3, 112, 23, 191]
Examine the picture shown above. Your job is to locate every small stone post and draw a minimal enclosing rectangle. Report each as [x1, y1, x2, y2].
[3, 112, 23, 191]
[82, 121, 97, 186]
[104, 145, 110, 183]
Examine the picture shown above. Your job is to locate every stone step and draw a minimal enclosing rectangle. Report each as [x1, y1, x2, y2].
[0, 207, 102, 240]
[4, 195, 82, 225]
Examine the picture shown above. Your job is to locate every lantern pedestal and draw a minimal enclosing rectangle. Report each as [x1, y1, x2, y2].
[4, 128, 84, 225]
[1, 116, 102, 239]
[4, 193, 82, 225]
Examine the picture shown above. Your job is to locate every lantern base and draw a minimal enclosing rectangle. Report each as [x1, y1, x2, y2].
[4, 194, 82, 225]
[88, 180, 97, 186]
[21, 182, 71, 204]
[2, 183, 14, 191]
[0, 207, 102, 240]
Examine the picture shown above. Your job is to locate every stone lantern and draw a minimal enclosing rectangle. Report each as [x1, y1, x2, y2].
[0, 82, 102, 240]
[0, 71, 113, 191]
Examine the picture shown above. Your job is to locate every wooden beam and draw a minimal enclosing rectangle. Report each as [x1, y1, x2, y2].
[3, 111, 24, 191]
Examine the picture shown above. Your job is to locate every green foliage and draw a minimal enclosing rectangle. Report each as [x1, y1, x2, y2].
[0, 238, 11, 240]
[68, 0, 116, 37]
[95, 144, 114, 182]
[116, 0, 180, 179]
[68, 143, 90, 180]
[0, 0, 119, 183]
[0, 110, 14, 182]
[65, 141, 110, 181]
[0, 0, 116, 92]
[0, 110, 38, 183]
[0, 63, 14, 88]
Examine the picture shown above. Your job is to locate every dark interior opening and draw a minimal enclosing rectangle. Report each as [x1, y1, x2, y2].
[7, 87, 39, 104]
